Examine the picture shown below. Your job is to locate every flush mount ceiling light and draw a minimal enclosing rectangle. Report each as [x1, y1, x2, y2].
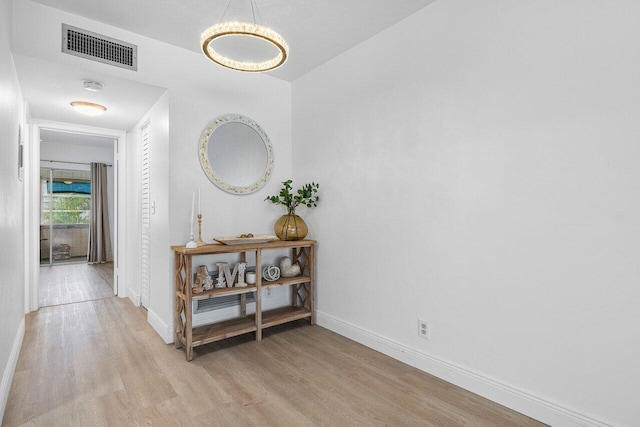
[201, 0, 288, 72]
[70, 101, 107, 116]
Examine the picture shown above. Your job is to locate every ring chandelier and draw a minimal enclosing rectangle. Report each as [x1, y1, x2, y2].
[200, 1, 288, 73]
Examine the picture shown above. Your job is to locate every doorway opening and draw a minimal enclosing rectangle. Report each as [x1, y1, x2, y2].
[32, 126, 124, 309]
[38, 165, 114, 307]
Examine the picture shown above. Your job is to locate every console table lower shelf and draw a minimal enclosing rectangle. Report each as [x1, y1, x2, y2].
[176, 307, 313, 349]
[172, 240, 316, 361]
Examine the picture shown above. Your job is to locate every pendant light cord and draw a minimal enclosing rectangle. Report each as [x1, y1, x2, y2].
[220, 0, 233, 23]
[252, 0, 263, 25]
[219, 0, 261, 24]
[250, 0, 257, 23]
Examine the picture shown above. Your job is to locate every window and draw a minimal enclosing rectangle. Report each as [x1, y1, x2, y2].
[41, 179, 91, 225]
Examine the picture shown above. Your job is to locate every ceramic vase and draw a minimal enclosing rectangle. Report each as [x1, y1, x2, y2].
[274, 210, 308, 241]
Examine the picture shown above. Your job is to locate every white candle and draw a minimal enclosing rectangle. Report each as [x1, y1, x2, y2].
[198, 187, 201, 215]
[190, 192, 195, 232]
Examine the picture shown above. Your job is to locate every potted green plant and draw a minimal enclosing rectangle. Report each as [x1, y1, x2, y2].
[265, 180, 319, 240]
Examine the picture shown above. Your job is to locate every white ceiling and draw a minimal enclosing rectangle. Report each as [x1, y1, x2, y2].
[15, 54, 167, 130]
[29, 0, 437, 82]
[15, 0, 436, 132]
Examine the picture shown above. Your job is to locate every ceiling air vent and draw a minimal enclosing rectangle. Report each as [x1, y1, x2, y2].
[62, 24, 137, 71]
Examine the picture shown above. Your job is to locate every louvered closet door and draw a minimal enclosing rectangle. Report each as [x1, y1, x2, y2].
[141, 122, 151, 308]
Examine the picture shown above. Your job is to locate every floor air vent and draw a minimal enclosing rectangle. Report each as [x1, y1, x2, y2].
[62, 24, 137, 71]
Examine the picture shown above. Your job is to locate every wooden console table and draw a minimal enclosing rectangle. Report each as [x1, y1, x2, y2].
[172, 239, 316, 361]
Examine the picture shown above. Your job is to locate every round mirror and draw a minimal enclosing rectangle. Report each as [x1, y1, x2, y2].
[198, 114, 274, 194]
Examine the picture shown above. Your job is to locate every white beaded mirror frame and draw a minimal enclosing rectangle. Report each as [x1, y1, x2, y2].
[198, 114, 274, 195]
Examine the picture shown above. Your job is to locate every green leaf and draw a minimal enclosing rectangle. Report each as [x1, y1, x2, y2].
[264, 179, 320, 211]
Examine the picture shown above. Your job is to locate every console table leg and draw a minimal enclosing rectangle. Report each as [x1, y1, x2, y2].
[255, 249, 262, 341]
[174, 252, 186, 348]
[309, 245, 316, 325]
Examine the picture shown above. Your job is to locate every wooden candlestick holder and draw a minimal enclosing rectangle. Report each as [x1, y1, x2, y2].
[197, 213, 206, 246]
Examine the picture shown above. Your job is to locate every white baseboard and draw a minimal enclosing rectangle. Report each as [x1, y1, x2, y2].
[128, 287, 141, 307]
[315, 311, 618, 427]
[147, 308, 173, 344]
[0, 317, 25, 424]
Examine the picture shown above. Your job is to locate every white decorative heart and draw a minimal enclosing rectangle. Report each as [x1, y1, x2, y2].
[280, 257, 301, 277]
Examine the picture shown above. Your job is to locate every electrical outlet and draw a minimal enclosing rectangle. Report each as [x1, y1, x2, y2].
[418, 319, 430, 340]
[264, 288, 272, 298]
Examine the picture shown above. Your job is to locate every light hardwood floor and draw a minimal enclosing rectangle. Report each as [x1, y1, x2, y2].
[38, 262, 114, 307]
[3, 298, 546, 426]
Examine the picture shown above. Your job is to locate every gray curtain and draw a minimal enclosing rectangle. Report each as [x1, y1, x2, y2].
[88, 162, 112, 263]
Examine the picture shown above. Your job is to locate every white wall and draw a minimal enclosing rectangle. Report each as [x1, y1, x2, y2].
[125, 112, 144, 306]
[12, 1, 293, 343]
[160, 55, 292, 342]
[127, 39, 292, 343]
[40, 140, 115, 251]
[125, 92, 169, 308]
[292, 1, 640, 426]
[0, 0, 25, 422]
